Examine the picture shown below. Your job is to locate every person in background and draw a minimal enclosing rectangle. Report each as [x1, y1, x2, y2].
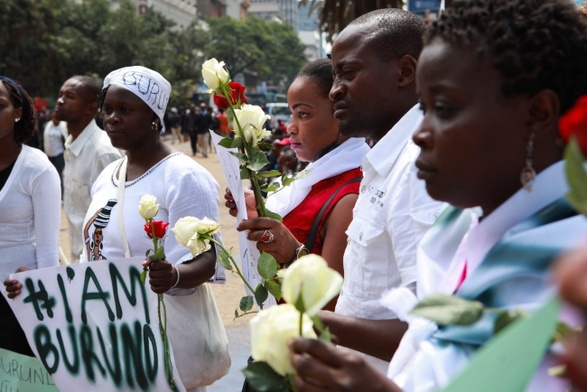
[215, 108, 230, 137]
[43, 110, 68, 194]
[290, 1, 587, 391]
[184, 105, 198, 155]
[1, 76, 60, 356]
[195, 103, 212, 158]
[55, 75, 123, 264]
[168, 107, 182, 144]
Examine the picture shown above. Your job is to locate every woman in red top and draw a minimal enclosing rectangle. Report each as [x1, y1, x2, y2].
[227, 59, 370, 295]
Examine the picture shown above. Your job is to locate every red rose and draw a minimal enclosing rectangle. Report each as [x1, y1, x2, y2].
[559, 95, 587, 156]
[214, 81, 247, 110]
[144, 220, 170, 239]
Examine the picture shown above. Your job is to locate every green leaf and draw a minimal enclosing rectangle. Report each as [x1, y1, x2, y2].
[257, 141, 274, 150]
[231, 137, 244, 149]
[140, 269, 147, 284]
[264, 279, 282, 301]
[263, 182, 281, 194]
[294, 290, 306, 314]
[145, 249, 152, 257]
[311, 315, 335, 343]
[229, 151, 248, 163]
[240, 166, 251, 179]
[494, 309, 526, 335]
[218, 250, 233, 270]
[247, 149, 270, 171]
[410, 294, 484, 326]
[218, 137, 234, 148]
[281, 174, 297, 187]
[242, 361, 290, 392]
[257, 252, 278, 279]
[564, 137, 587, 216]
[259, 170, 282, 178]
[240, 295, 254, 312]
[254, 283, 269, 305]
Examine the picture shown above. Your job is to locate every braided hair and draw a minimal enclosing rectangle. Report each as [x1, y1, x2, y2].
[0, 77, 36, 145]
[425, 0, 587, 115]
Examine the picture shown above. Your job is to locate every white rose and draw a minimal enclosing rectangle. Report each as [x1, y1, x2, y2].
[138, 194, 159, 220]
[171, 216, 221, 256]
[250, 304, 317, 376]
[232, 104, 271, 147]
[281, 254, 343, 316]
[201, 58, 230, 91]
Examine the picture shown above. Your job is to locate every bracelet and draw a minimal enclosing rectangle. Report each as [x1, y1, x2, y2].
[283, 245, 310, 268]
[171, 264, 180, 288]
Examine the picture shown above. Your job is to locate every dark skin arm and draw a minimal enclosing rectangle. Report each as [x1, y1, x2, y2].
[143, 245, 217, 294]
[4, 267, 30, 299]
[289, 337, 403, 392]
[318, 310, 408, 362]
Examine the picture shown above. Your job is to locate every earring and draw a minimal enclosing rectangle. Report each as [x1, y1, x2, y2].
[151, 121, 158, 132]
[337, 133, 343, 144]
[14, 117, 20, 122]
[520, 133, 536, 191]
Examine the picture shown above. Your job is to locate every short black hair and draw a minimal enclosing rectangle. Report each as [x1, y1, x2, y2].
[1, 78, 36, 145]
[349, 8, 427, 62]
[71, 75, 101, 105]
[426, 0, 587, 114]
[296, 58, 333, 99]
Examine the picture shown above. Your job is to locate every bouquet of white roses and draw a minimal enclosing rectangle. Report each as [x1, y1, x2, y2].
[245, 254, 343, 391]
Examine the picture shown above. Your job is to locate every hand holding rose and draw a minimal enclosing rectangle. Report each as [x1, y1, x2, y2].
[237, 217, 302, 264]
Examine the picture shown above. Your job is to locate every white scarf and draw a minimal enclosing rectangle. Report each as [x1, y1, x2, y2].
[265, 137, 370, 218]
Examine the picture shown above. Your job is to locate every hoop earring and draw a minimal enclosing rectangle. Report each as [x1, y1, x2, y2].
[151, 121, 158, 132]
[520, 133, 536, 191]
[337, 133, 343, 144]
[14, 117, 20, 122]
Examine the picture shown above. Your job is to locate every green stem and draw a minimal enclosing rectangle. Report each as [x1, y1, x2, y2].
[221, 84, 269, 218]
[298, 310, 303, 337]
[210, 237, 257, 296]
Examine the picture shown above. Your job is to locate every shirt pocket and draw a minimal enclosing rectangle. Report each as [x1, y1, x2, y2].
[64, 179, 90, 216]
[345, 218, 386, 298]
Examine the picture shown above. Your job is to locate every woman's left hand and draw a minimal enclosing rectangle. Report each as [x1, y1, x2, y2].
[237, 217, 302, 264]
[4, 267, 30, 299]
[143, 258, 177, 294]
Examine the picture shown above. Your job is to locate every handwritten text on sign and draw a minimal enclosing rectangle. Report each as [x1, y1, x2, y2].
[2, 258, 184, 392]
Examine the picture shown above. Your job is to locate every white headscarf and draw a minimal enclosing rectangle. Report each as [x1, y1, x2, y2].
[103, 66, 171, 131]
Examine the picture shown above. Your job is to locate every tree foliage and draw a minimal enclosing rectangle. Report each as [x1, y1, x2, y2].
[0, 0, 306, 105]
[300, 0, 404, 42]
[206, 16, 306, 89]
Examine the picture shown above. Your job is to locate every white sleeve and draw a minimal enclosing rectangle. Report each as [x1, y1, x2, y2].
[32, 163, 61, 269]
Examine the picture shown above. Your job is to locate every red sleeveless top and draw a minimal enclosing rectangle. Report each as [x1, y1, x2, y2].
[282, 167, 363, 255]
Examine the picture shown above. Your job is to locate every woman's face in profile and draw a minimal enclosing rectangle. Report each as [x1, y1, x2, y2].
[286, 76, 340, 163]
[412, 38, 530, 216]
[0, 82, 20, 140]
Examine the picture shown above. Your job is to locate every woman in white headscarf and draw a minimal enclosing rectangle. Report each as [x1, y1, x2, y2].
[82, 66, 228, 391]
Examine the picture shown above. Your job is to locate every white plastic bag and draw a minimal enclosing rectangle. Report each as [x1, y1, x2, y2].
[166, 283, 231, 388]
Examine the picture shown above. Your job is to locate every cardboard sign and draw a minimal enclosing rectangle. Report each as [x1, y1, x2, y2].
[2, 258, 185, 392]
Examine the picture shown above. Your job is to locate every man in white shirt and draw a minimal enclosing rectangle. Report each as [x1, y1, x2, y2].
[318, 8, 443, 373]
[55, 75, 122, 264]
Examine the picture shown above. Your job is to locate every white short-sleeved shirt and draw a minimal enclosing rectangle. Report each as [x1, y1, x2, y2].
[81, 152, 224, 292]
[63, 120, 123, 263]
[335, 105, 444, 371]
